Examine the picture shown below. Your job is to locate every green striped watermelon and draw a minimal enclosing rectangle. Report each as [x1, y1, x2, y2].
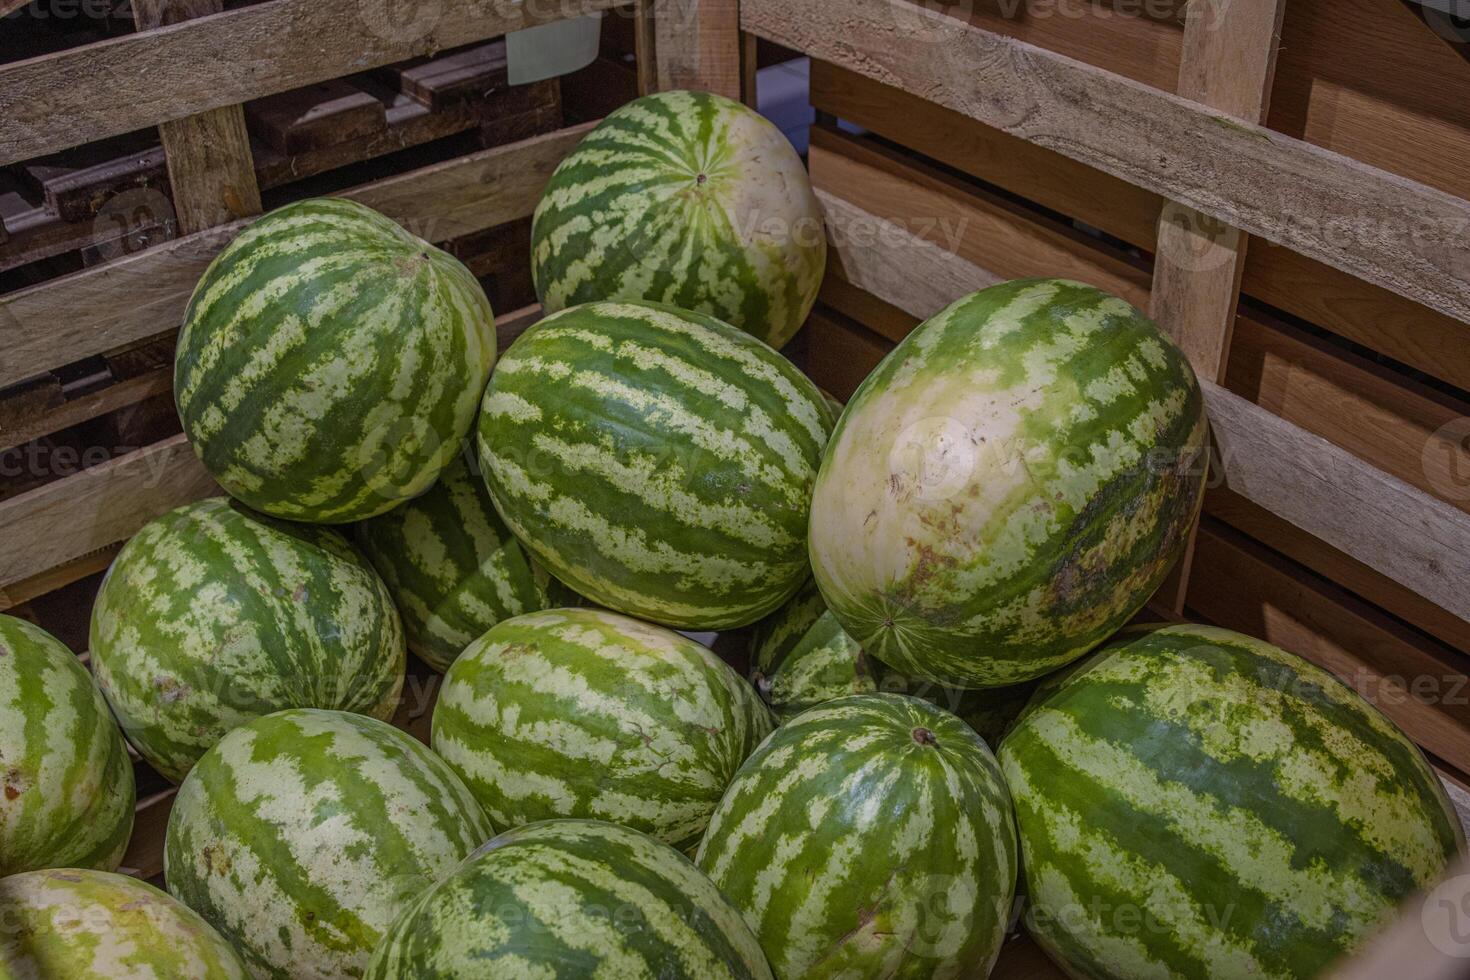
[90, 497, 405, 783]
[998, 623, 1464, 980]
[432, 607, 773, 850]
[0, 868, 249, 978]
[365, 819, 773, 979]
[165, 708, 495, 979]
[478, 300, 832, 629]
[355, 450, 562, 671]
[175, 197, 496, 524]
[810, 278, 1207, 688]
[530, 90, 825, 350]
[0, 616, 134, 875]
[697, 693, 1017, 978]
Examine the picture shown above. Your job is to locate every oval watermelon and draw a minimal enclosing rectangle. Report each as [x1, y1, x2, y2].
[175, 197, 496, 524]
[365, 819, 773, 979]
[0, 868, 248, 979]
[90, 497, 405, 782]
[697, 693, 1017, 978]
[165, 708, 495, 979]
[998, 623, 1464, 979]
[478, 300, 832, 629]
[809, 278, 1207, 688]
[530, 90, 825, 349]
[0, 616, 134, 875]
[355, 450, 561, 671]
[432, 607, 773, 850]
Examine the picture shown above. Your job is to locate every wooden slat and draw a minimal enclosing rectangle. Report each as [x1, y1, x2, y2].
[246, 80, 388, 154]
[118, 788, 176, 881]
[745, 0, 1470, 326]
[0, 545, 121, 613]
[653, 0, 741, 97]
[0, 0, 621, 164]
[0, 367, 173, 452]
[0, 123, 594, 391]
[634, 0, 659, 96]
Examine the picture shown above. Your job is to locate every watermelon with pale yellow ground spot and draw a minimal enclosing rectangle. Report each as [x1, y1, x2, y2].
[89, 497, 405, 783]
[164, 708, 495, 980]
[530, 90, 825, 349]
[175, 196, 497, 524]
[809, 278, 1208, 688]
[0, 615, 134, 875]
[432, 607, 773, 850]
[0, 868, 249, 978]
[477, 300, 832, 629]
[696, 693, 1017, 978]
[999, 623, 1463, 980]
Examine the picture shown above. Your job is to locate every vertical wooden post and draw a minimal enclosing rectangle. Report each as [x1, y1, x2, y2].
[1149, 0, 1286, 615]
[131, 0, 262, 235]
[652, 0, 743, 98]
[635, 0, 661, 96]
[740, 32, 759, 107]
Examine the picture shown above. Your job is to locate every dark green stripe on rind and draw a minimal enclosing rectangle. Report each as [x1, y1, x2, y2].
[531, 90, 825, 349]
[478, 300, 832, 629]
[90, 497, 406, 783]
[810, 278, 1207, 688]
[432, 608, 774, 849]
[696, 693, 1017, 978]
[0, 616, 134, 875]
[365, 819, 773, 979]
[175, 197, 496, 523]
[998, 623, 1463, 980]
[165, 708, 495, 980]
[356, 450, 556, 671]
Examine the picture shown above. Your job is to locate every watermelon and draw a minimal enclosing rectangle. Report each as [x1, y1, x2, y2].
[165, 708, 495, 979]
[90, 497, 405, 783]
[809, 278, 1207, 688]
[432, 607, 774, 850]
[365, 819, 773, 979]
[530, 90, 825, 350]
[696, 693, 1017, 978]
[477, 300, 832, 629]
[355, 449, 562, 671]
[0, 616, 134, 875]
[998, 623, 1464, 980]
[175, 197, 496, 524]
[0, 868, 249, 978]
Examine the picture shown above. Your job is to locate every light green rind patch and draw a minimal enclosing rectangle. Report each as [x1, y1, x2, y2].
[365, 819, 773, 980]
[0, 869, 249, 979]
[478, 300, 832, 629]
[809, 278, 1207, 688]
[356, 451, 559, 672]
[531, 90, 825, 349]
[696, 693, 1017, 979]
[164, 708, 495, 980]
[175, 197, 497, 524]
[90, 497, 406, 783]
[0, 616, 134, 876]
[998, 623, 1464, 980]
[432, 608, 773, 850]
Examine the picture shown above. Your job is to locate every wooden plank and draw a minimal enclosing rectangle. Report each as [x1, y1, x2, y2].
[654, 0, 741, 97]
[634, 0, 659, 95]
[743, 0, 1470, 326]
[0, 123, 594, 391]
[393, 42, 508, 110]
[0, 367, 173, 452]
[803, 307, 890, 403]
[118, 788, 176, 881]
[0, 0, 622, 164]
[245, 79, 387, 154]
[0, 545, 120, 614]
[33, 147, 169, 224]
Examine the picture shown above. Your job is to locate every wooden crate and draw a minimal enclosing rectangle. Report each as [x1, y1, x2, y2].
[2, 0, 1468, 974]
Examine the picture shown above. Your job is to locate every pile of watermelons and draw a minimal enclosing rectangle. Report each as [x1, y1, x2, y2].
[0, 90, 1461, 980]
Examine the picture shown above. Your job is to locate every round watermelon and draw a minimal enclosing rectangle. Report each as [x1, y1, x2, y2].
[433, 607, 773, 850]
[0, 868, 248, 978]
[530, 90, 825, 350]
[809, 278, 1207, 688]
[90, 497, 405, 783]
[165, 708, 494, 979]
[697, 693, 1017, 978]
[175, 197, 496, 524]
[998, 623, 1464, 980]
[0, 616, 134, 875]
[365, 818, 773, 979]
[478, 300, 832, 629]
[355, 449, 562, 671]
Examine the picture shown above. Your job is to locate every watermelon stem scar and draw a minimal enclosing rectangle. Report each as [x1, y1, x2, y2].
[911, 727, 937, 746]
